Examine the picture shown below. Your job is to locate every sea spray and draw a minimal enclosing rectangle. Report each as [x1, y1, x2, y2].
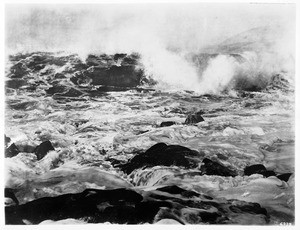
[5, 4, 294, 94]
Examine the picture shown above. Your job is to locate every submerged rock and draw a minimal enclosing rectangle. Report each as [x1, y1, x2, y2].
[244, 164, 276, 177]
[118, 143, 200, 174]
[5, 143, 20, 158]
[185, 111, 204, 124]
[34, 140, 55, 160]
[200, 158, 238, 177]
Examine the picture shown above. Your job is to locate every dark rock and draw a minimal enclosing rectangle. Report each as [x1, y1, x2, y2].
[5, 188, 19, 205]
[6, 79, 27, 89]
[185, 111, 204, 124]
[276, 173, 293, 182]
[244, 164, 276, 177]
[5, 188, 143, 225]
[34, 140, 55, 160]
[5, 135, 11, 147]
[244, 164, 267, 176]
[160, 121, 176, 127]
[263, 170, 276, 177]
[118, 143, 200, 174]
[5, 143, 20, 158]
[200, 158, 237, 177]
[5, 187, 269, 225]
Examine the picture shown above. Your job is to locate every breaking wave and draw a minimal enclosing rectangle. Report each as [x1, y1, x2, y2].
[5, 5, 294, 95]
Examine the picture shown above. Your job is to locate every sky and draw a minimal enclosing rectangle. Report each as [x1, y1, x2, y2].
[5, 3, 295, 55]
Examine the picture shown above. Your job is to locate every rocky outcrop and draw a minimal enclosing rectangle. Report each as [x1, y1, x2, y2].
[5, 143, 20, 158]
[244, 164, 276, 177]
[200, 158, 238, 177]
[34, 140, 55, 160]
[276, 173, 292, 182]
[118, 143, 200, 174]
[185, 111, 205, 124]
[5, 186, 269, 225]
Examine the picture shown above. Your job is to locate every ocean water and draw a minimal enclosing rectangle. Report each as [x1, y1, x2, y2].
[4, 50, 295, 225]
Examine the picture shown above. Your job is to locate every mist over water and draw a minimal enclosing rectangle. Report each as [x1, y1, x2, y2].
[5, 3, 295, 93]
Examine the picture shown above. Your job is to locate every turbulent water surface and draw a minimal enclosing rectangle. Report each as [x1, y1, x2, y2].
[4, 49, 295, 225]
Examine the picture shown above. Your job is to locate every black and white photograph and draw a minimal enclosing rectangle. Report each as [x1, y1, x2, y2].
[2, 0, 298, 226]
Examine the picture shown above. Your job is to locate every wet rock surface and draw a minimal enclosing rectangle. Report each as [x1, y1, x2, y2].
[276, 173, 292, 182]
[34, 140, 55, 160]
[5, 186, 269, 225]
[185, 111, 205, 124]
[160, 121, 176, 127]
[200, 158, 238, 177]
[5, 143, 20, 158]
[118, 143, 200, 174]
[244, 164, 276, 177]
